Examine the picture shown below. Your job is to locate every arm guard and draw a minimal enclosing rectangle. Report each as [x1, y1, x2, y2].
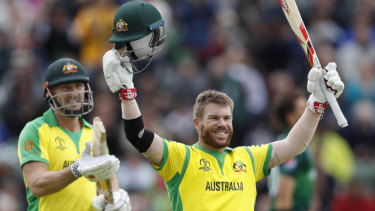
[123, 116, 154, 153]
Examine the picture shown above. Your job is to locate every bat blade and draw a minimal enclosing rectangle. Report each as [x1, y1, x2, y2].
[280, 0, 348, 128]
[92, 117, 114, 204]
[280, 0, 320, 69]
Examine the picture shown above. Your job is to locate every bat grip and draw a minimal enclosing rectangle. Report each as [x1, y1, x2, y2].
[320, 80, 348, 128]
[100, 180, 114, 204]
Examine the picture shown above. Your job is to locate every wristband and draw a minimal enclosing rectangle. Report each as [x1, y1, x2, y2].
[120, 88, 137, 100]
[307, 100, 327, 114]
[71, 162, 81, 178]
[307, 94, 327, 114]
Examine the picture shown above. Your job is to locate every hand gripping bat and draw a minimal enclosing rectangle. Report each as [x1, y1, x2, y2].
[92, 117, 114, 204]
[280, 0, 348, 127]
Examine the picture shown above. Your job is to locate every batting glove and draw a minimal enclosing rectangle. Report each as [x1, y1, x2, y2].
[92, 189, 132, 211]
[307, 62, 344, 114]
[103, 50, 134, 93]
[71, 142, 120, 182]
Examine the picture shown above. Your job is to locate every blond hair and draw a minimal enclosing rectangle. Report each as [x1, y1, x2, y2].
[193, 90, 234, 119]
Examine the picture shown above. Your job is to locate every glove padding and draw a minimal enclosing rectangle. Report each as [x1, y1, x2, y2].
[71, 142, 120, 182]
[307, 62, 344, 114]
[103, 50, 134, 93]
[92, 189, 132, 211]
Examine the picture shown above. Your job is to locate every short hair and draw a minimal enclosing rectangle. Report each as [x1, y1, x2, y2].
[193, 90, 234, 119]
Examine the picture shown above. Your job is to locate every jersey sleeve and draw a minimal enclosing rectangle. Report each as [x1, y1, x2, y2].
[245, 144, 272, 181]
[18, 122, 48, 167]
[151, 139, 187, 182]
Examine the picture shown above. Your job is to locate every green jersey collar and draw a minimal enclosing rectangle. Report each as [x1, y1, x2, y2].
[43, 108, 92, 128]
[193, 142, 234, 155]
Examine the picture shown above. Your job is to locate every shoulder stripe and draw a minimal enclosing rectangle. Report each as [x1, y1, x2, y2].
[245, 147, 256, 175]
[180, 145, 190, 181]
[262, 144, 273, 176]
[154, 139, 169, 170]
[165, 144, 190, 211]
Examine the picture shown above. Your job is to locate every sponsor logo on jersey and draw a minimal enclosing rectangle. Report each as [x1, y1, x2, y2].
[116, 19, 128, 32]
[62, 63, 78, 74]
[55, 136, 67, 151]
[233, 160, 247, 172]
[199, 158, 212, 172]
[63, 160, 75, 168]
[205, 181, 244, 191]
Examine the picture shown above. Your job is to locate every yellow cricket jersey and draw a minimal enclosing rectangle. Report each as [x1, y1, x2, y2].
[17, 108, 96, 211]
[153, 139, 272, 211]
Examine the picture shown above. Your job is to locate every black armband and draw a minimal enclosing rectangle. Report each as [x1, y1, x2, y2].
[123, 116, 154, 153]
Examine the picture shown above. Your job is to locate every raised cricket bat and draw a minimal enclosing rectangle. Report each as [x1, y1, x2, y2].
[92, 117, 114, 204]
[280, 0, 348, 128]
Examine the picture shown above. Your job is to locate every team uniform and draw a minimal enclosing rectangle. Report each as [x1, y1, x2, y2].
[268, 130, 316, 211]
[153, 139, 272, 211]
[18, 108, 96, 211]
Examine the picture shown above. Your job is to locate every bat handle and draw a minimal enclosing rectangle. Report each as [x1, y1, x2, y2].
[320, 81, 348, 128]
[100, 180, 114, 204]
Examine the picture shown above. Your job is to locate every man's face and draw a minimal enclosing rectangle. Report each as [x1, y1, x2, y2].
[195, 103, 233, 151]
[52, 82, 86, 112]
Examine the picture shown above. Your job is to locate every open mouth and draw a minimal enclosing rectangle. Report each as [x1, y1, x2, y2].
[213, 131, 228, 138]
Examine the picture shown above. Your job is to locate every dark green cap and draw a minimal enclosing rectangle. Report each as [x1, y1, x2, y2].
[43, 58, 89, 89]
[109, 0, 164, 43]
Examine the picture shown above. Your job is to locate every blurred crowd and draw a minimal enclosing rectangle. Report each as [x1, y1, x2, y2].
[0, 0, 374, 210]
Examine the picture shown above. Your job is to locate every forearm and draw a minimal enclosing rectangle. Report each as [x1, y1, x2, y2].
[121, 99, 164, 165]
[268, 108, 320, 169]
[275, 175, 296, 211]
[121, 99, 141, 120]
[25, 166, 76, 198]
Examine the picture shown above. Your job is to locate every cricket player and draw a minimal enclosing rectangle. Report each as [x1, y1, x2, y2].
[18, 58, 131, 211]
[268, 90, 317, 211]
[102, 1, 344, 210]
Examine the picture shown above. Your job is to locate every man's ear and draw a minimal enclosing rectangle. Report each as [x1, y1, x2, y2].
[194, 118, 200, 130]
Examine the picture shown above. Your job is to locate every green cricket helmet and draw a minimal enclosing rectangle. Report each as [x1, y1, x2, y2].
[109, 0, 165, 73]
[43, 58, 94, 116]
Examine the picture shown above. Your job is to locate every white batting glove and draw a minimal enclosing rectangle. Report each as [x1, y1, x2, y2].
[71, 142, 120, 182]
[92, 189, 132, 211]
[307, 62, 344, 114]
[103, 50, 134, 93]
[92, 193, 106, 211]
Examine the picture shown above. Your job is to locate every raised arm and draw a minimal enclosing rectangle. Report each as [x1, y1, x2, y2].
[268, 63, 344, 169]
[103, 50, 164, 166]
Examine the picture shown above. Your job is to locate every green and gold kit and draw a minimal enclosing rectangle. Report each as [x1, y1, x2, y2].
[18, 108, 96, 211]
[153, 140, 272, 211]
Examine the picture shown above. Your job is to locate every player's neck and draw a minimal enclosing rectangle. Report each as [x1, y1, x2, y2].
[198, 139, 226, 153]
[54, 112, 82, 132]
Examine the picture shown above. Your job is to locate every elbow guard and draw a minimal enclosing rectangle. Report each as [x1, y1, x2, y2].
[123, 116, 154, 153]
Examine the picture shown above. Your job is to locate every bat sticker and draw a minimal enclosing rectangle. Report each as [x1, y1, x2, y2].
[280, 0, 290, 14]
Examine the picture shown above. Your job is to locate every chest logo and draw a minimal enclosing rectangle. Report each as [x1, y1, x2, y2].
[233, 160, 247, 172]
[55, 136, 68, 151]
[199, 158, 212, 172]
